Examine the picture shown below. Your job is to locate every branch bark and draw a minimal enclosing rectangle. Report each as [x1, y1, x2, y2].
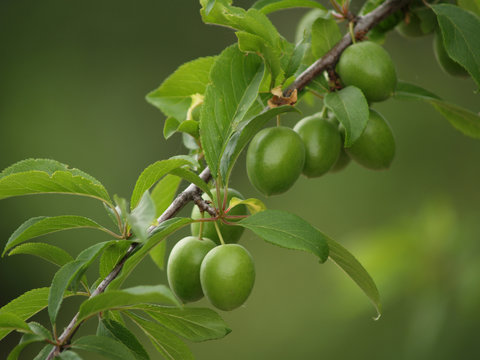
[47, 0, 411, 357]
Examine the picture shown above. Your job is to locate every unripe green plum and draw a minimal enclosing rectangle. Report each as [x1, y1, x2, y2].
[433, 31, 469, 77]
[346, 110, 395, 170]
[246, 126, 305, 196]
[330, 147, 351, 173]
[167, 236, 216, 303]
[200, 244, 255, 311]
[191, 188, 247, 245]
[294, 115, 341, 177]
[336, 41, 397, 103]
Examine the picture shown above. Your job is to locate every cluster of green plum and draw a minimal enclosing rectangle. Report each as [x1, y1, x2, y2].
[246, 40, 397, 197]
[167, 189, 254, 311]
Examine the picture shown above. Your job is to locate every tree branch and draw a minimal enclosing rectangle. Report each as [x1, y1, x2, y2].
[47, 0, 411, 357]
[286, 0, 411, 95]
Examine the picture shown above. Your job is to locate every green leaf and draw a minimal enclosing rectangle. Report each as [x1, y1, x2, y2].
[49, 241, 114, 324]
[324, 86, 369, 147]
[109, 218, 193, 289]
[146, 57, 216, 120]
[71, 335, 137, 360]
[164, 119, 200, 140]
[394, 81, 441, 101]
[457, 0, 480, 16]
[200, 45, 265, 181]
[284, 39, 309, 80]
[8, 242, 73, 267]
[100, 319, 150, 360]
[141, 305, 231, 342]
[236, 31, 282, 84]
[78, 285, 179, 323]
[431, 4, 480, 87]
[99, 241, 131, 278]
[252, 0, 326, 14]
[0, 313, 32, 333]
[128, 191, 156, 242]
[149, 242, 167, 271]
[394, 81, 480, 139]
[170, 167, 212, 198]
[114, 195, 129, 227]
[0, 288, 75, 341]
[127, 312, 193, 360]
[33, 345, 51, 360]
[163, 117, 181, 139]
[0, 159, 111, 204]
[3, 216, 110, 256]
[200, 0, 280, 49]
[149, 174, 182, 270]
[58, 351, 83, 360]
[238, 210, 329, 263]
[151, 174, 182, 218]
[326, 237, 381, 319]
[430, 101, 480, 139]
[130, 158, 199, 210]
[311, 17, 342, 59]
[228, 197, 266, 214]
[7, 333, 46, 360]
[28, 322, 52, 340]
[219, 105, 299, 182]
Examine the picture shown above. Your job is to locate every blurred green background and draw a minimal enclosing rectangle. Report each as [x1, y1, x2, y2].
[1, 0, 479, 359]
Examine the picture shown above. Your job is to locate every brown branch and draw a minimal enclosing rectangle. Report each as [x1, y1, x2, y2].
[47, 0, 412, 357]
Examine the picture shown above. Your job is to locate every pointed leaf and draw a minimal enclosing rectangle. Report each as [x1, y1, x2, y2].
[8, 243, 73, 267]
[0, 313, 32, 333]
[238, 210, 329, 262]
[99, 241, 131, 278]
[164, 117, 181, 139]
[34, 345, 53, 360]
[78, 285, 179, 322]
[430, 101, 480, 139]
[128, 191, 156, 242]
[151, 175, 182, 218]
[324, 86, 369, 147]
[28, 322, 52, 340]
[200, 45, 265, 180]
[146, 57, 216, 120]
[3, 216, 110, 255]
[0, 159, 111, 203]
[0, 288, 75, 341]
[228, 197, 266, 214]
[326, 237, 381, 319]
[149, 242, 167, 271]
[200, 0, 280, 49]
[219, 105, 299, 181]
[109, 218, 193, 290]
[252, 0, 326, 14]
[394, 81, 480, 139]
[71, 335, 137, 360]
[131, 158, 197, 209]
[100, 319, 150, 360]
[7, 333, 46, 360]
[49, 241, 114, 324]
[127, 312, 193, 360]
[169, 167, 212, 198]
[311, 17, 342, 59]
[431, 4, 480, 87]
[141, 305, 231, 342]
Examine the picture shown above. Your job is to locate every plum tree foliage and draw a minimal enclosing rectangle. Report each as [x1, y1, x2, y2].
[0, 0, 479, 359]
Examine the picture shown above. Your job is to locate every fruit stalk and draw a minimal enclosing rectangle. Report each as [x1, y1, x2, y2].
[47, 0, 414, 356]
